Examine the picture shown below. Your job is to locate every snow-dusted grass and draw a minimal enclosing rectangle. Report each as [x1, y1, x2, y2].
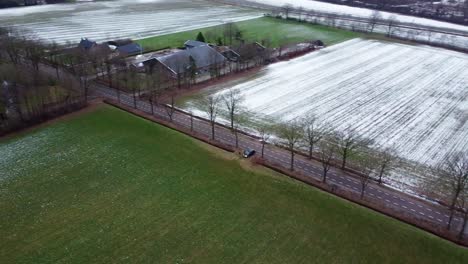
[181, 39, 468, 170]
[0, 0, 260, 44]
[246, 0, 468, 33]
[238, 0, 468, 50]
[137, 16, 358, 50]
[4, 105, 468, 262]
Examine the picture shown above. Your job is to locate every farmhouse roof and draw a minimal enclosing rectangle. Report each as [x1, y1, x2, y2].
[233, 42, 266, 52]
[184, 40, 208, 49]
[78, 38, 97, 50]
[215, 46, 241, 61]
[156, 45, 226, 74]
[108, 39, 133, 47]
[117, 43, 143, 55]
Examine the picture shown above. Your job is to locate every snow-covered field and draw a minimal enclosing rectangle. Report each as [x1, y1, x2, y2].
[0, 0, 260, 44]
[183, 39, 468, 169]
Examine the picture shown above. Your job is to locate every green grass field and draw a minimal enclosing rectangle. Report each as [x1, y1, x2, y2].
[1, 105, 467, 263]
[136, 16, 359, 51]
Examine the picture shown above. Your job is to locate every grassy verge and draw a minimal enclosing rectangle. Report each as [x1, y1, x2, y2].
[1, 105, 467, 263]
[136, 16, 359, 51]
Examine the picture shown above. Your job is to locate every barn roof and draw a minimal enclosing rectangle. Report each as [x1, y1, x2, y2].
[184, 40, 208, 49]
[117, 43, 143, 55]
[157, 45, 226, 74]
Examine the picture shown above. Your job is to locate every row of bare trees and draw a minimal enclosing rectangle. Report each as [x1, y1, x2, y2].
[431, 153, 468, 239]
[280, 5, 401, 37]
[276, 116, 397, 198]
[191, 91, 399, 200]
[134, 61, 468, 239]
[275, 4, 465, 51]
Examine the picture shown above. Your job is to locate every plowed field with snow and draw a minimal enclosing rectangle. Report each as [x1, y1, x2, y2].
[183, 39, 468, 167]
[0, 0, 260, 44]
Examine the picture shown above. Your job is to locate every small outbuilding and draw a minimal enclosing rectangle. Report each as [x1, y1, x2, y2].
[116, 43, 143, 57]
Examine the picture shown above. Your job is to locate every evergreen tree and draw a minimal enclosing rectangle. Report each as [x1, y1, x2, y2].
[196, 32, 206, 43]
[216, 37, 223, 46]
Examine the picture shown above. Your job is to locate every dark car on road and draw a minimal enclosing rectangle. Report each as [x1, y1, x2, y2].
[243, 148, 256, 158]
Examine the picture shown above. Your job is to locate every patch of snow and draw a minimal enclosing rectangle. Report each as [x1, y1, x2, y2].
[0, 0, 261, 44]
[183, 39, 468, 170]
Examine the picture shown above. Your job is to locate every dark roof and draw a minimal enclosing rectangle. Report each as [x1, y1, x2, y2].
[156, 46, 226, 74]
[117, 43, 143, 55]
[78, 38, 96, 50]
[233, 42, 266, 53]
[108, 39, 133, 47]
[184, 40, 208, 49]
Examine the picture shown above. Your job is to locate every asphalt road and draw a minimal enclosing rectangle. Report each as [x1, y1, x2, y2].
[93, 83, 467, 236]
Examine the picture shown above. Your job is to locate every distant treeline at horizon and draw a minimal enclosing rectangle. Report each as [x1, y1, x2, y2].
[0, 0, 74, 8]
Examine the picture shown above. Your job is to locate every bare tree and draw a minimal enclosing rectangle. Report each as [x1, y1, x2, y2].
[297, 6, 304, 21]
[165, 89, 176, 122]
[318, 139, 336, 183]
[457, 189, 468, 240]
[302, 114, 327, 159]
[325, 13, 337, 27]
[278, 119, 303, 171]
[335, 127, 369, 170]
[104, 56, 119, 91]
[223, 22, 241, 46]
[464, 1, 468, 21]
[201, 94, 220, 140]
[24, 39, 45, 72]
[189, 110, 194, 132]
[231, 114, 245, 149]
[46, 41, 63, 80]
[368, 10, 382, 33]
[74, 56, 93, 102]
[434, 153, 468, 230]
[356, 154, 377, 199]
[282, 4, 293, 19]
[257, 124, 272, 158]
[127, 67, 140, 109]
[425, 29, 433, 44]
[2, 31, 24, 66]
[376, 148, 397, 184]
[386, 15, 398, 37]
[223, 88, 244, 129]
[145, 64, 163, 115]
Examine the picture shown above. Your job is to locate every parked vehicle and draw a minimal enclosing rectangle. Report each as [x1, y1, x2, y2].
[243, 148, 256, 158]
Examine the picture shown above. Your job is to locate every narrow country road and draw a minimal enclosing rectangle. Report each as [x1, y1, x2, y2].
[93, 83, 467, 237]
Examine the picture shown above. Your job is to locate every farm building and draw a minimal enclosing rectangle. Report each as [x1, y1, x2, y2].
[184, 40, 208, 49]
[76, 38, 112, 55]
[157, 45, 225, 75]
[78, 38, 97, 51]
[138, 41, 227, 78]
[214, 46, 241, 62]
[107, 39, 143, 57]
[116, 43, 143, 57]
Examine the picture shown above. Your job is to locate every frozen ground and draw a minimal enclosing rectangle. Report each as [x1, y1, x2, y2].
[0, 0, 260, 44]
[182, 39, 468, 171]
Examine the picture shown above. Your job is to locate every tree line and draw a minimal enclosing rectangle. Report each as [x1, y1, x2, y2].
[190, 87, 468, 239]
[269, 3, 468, 52]
[311, 0, 468, 26]
[0, 28, 86, 135]
[0, 0, 72, 8]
